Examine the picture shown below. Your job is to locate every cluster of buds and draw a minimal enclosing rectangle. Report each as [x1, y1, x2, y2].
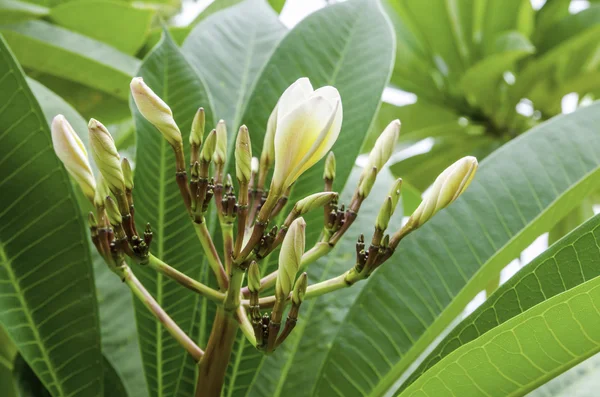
[51, 115, 152, 275]
[51, 75, 478, 371]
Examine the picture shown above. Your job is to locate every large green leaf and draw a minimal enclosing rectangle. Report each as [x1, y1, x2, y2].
[49, 0, 155, 55]
[0, 325, 17, 397]
[301, 102, 600, 397]
[222, 0, 395, 394]
[131, 32, 215, 397]
[0, 0, 48, 24]
[0, 21, 139, 100]
[182, 0, 286, 133]
[0, 35, 104, 396]
[28, 75, 144, 396]
[401, 212, 600, 392]
[401, 275, 600, 396]
[530, 353, 600, 397]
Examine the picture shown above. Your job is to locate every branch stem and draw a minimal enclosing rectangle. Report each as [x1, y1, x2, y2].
[123, 265, 203, 362]
[193, 221, 228, 290]
[147, 254, 224, 303]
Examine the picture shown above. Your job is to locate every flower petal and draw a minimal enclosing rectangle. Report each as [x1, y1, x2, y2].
[277, 77, 314, 121]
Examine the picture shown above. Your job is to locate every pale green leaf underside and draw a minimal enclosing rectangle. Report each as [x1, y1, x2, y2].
[529, 352, 600, 397]
[182, 0, 286, 133]
[49, 0, 154, 55]
[402, 212, 600, 392]
[0, 20, 139, 100]
[131, 33, 215, 397]
[221, 0, 395, 394]
[401, 278, 600, 396]
[309, 102, 600, 397]
[0, 35, 103, 396]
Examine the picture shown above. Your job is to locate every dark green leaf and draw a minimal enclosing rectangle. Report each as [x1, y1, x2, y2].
[401, 212, 600, 392]
[131, 32, 215, 397]
[0, 34, 103, 396]
[306, 102, 600, 397]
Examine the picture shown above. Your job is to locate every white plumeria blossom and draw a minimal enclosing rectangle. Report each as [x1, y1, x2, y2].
[51, 115, 96, 201]
[271, 78, 343, 192]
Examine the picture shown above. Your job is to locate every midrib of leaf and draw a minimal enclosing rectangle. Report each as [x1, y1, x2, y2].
[370, 162, 600, 397]
[226, 337, 247, 397]
[0, 243, 62, 396]
[155, 59, 168, 397]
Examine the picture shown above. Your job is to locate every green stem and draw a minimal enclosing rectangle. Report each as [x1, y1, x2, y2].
[147, 254, 224, 303]
[236, 306, 257, 347]
[193, 221, 228, 290]
[195, 307, 239, 397]
[123, 265, 203, 362]
[224, 267, 245, 312]
[221, 223, 234, 275]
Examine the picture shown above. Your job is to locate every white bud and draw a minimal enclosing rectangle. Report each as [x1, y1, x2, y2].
[213, 119, 227, 166]
[410, 156, 478, 228]
[130, 77, 182, 147]
[51, 115, 96, 201]
[294, 192, 338, 215]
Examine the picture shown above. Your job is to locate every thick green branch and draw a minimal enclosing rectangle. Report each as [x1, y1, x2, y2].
[193, 221, 228, 290]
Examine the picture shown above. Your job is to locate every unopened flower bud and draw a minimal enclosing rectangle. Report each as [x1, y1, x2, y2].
[294, 192, 338, 215]
[360, 119, 400, 182]
[201, 129, 217, 162]
[271, 78, 343, 193]
[323, 151, 336, 180]
[88, 119, 125, 195]
[121, 158, 133, 190]
[388, 178, 402, 209]
[189, 107, 205, 147]
[88, 212, 97, 228]
[105, 196, 122, 227]
[93, 174, 109, 209]
[235, 125, 252, 184]
[247, 261, 261, 293]
[213, 119, 227, 166]
[358, 166, 377, 197]
[292, 272, 308, 305]
[130, 77, 182, 147]
[51, 115, 96, 201]
[251, 157, 259, 174]
[260, 104, 277, 172]
[276, 217, 306, 299]
[375, 196, 393, 231]
[409, 156, 478, 228]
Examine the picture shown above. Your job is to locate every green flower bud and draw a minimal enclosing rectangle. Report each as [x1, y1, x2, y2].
[213, 119, 227, 166]
[323, 151, 336, 180]
[130, 77, 182, 147]
[235, 125, 252, 184]
[247, 261, 261, 293]
[88, 212, 97, 228]
[51, 115, 96, 202]
[121, 158, 134, 190]
[388, 178, 402, 209]
[93, 174, 110, 209]
[357, 166, 377, 197]
[105, 196, 122, 227]
[294, 192, 338, 215]
[292, 272, 308, 305]
[88, 119, 125, 195]
[359, 119, 400, 186]
[276, 217, 306, 300]
[201, 129, 217, 163]
[375, 196, 393, 231]
[409, 156, 478, 228]
[189, 107, 205, 147]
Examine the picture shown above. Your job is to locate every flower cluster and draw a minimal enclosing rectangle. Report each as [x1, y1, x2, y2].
[51, 76, 477, 393]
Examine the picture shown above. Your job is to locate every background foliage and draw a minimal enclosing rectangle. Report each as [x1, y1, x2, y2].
[1, 0, 600, 396]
